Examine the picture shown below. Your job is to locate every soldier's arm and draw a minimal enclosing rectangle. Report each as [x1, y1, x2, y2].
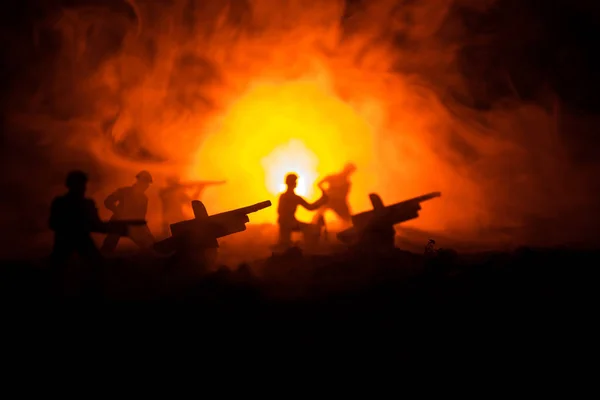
[141, 196, 148, 218]
[298, 193, 328, 211]
[103, 189, 122, 212]
[317, 176, 331, 190]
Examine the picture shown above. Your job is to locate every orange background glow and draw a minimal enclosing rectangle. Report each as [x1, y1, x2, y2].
[188, 80, 377, 225]
[2, 0, 596, 255]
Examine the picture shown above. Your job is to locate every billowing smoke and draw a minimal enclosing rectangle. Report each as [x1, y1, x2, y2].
[1, 0, 599, 255]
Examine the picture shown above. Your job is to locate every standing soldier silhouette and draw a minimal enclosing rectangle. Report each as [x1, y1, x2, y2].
[424, 239, 436, 257]
[158, 175, 226, 237]
[101, 170, 155, 252]
[277, 173, 328, 248]
[313, 162, 356, 225]
[49, 170, 146, 289]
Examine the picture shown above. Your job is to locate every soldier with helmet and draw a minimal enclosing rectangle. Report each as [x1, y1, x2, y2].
[101, 170, 155, 252]
[277, 173, 328, 248]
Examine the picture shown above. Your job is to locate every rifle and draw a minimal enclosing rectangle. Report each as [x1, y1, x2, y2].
[182, 180, 226, 189]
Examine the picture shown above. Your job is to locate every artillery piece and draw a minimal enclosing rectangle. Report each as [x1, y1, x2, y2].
[337, 192, 441, 249]
[153, 200, 271, 261]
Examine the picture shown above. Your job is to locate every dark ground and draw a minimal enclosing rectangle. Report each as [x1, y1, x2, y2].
[1, 244, 599, 367]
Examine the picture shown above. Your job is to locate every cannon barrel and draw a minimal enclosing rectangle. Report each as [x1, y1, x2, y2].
[210, 200, 272, 219]
[153, 200, 272, 254]
[337, 192, 441, 245]
[351, 192, 440, 230]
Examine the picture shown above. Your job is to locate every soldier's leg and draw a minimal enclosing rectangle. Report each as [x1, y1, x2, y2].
[78, 238, 105, 296]
[129, 225, 155, 249]
[101, 234, 120, 253]
[277, 223, 293, 247]
[50, 241, 72, 270]
[311, 206, 328, 224]
[49, 239, 73, 295]
[298, 221, 321, 248]
[332, 200, 352, 223]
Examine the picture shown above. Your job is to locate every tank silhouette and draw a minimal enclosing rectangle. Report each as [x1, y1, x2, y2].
[153, 200, 272, 255]
[337, 192, 441, 249]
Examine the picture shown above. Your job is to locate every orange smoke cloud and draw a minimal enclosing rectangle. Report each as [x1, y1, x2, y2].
[2, 0, 598, 252]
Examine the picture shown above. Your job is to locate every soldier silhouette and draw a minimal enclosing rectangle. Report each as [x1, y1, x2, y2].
[101, 170, 155, 252]
[277, 173, 328, 248]
[49, 170, 147, 292]
[425, 239, 436, 256]
[158, 175, 226, 237]
[49, 170, 107, 270]
[313, 162, 356, 225]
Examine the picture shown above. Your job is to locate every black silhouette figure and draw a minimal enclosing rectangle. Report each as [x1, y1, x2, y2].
[313, 162, 356, 225]
[158, 175, 226, 237]
[101, 170, 155, 252]
[425, 239, 437, 256]
[49, 170, 148, 265]
[277, 173, 328, 248]
[49, 171, 107, 270]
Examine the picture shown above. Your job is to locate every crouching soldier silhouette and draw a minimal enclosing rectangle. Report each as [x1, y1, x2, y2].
[101, 170, 155, 253]
[277, 173, 328, 249]
[49, 170, 146, 292]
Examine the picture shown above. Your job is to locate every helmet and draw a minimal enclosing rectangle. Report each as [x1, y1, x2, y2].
[344, 162, 357, 173]
[136, 170, 153, 183]
[65, 170, 88, 189]
[285, 173, 298, 185]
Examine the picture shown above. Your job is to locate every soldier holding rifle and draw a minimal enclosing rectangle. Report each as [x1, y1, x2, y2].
[49, 170, 146, 286]
[101, 170, 156, 252]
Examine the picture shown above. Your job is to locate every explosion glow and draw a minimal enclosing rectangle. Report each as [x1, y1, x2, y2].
[188, 80, 376, 223]
[266, 140, 315, 197]
[2, 0, 598, 252]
